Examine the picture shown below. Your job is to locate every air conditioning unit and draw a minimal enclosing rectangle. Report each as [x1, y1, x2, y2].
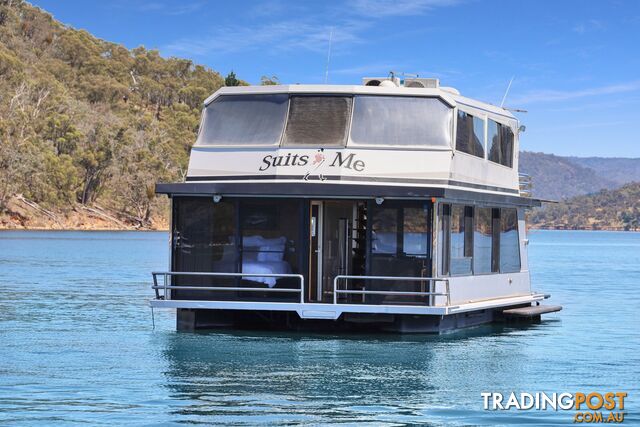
[403, 78, 440, 88]
[362, 77, 400, 87]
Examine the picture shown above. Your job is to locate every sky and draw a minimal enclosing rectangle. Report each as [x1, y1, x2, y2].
[29, 0, 640, 157]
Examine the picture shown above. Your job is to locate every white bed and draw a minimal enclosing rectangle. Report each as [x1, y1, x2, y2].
[212, 235, 292, 287]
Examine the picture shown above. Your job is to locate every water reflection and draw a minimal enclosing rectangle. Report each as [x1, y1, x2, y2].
[158, 325, 546, 424]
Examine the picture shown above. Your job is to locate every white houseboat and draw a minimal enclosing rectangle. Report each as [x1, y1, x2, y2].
[150, 77, 561, 333]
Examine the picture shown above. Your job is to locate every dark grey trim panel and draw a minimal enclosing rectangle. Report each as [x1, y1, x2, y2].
[156, 182, 541, 207]
[185, 174, 520, 195]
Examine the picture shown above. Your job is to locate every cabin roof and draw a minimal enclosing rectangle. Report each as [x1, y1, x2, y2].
[204, 84, 517, 121]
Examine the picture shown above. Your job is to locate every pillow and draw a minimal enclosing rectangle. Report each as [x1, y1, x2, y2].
[260, 236, 286, 246]
[257, 244, 285, 262]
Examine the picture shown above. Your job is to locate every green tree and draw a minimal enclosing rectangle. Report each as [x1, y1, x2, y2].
[225, 71, 240, 86]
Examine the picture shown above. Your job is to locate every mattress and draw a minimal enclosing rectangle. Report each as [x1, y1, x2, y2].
[211, 260, 292, 287]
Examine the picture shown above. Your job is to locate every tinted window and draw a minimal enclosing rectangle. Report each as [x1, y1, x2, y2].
[455, 110, 485, 157]
[282, 96, 352, 146]
[197, 94, 288, 146]
[172, 197, 238, 299]
[450, 205, 473, 275]
[500, 208, 521, 272]
[438, 204, 451, 276]
[350, 96, 452, 147]
[500, 125, 514, 168]
[488, 119, 514, 167]
[370, 202, 432, 305]
[240, 200, 302, 279]
[473, 207, 493, 274]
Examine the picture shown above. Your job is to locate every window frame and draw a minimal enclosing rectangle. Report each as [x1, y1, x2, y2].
[438, 203, 522, 277]
[487, 118, 515, 169]
[347, 95, 455, 150]
[454, 108, 486, 159]
[195, 93, 290, 148]
[281, 94, 354, 148]
[197, 93, 457, 150]
[499, 207, 521, 273]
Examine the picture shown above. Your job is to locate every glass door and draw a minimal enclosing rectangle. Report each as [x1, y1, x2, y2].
[308, 201, 356, 303]
[321, 201, 354, 303]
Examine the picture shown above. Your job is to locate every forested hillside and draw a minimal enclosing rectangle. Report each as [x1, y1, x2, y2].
[529, 182, 640, 231]
[0, 0, 226, 228]
[566, 156, 640, 186]
[520, 152, 615, 200]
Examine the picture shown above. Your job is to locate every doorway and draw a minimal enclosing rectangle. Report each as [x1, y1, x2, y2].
[308, 201, 364, 303]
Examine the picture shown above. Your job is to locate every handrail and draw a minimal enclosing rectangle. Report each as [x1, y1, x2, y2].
[333, 275, 450, 306]
[519, 173, 533, 198]
[151, 271, 305, 303]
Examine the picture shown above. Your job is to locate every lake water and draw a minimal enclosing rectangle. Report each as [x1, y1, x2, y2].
[0, 230, 638, 425]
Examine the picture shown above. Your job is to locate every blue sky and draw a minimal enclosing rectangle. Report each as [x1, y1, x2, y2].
[30, 0, 640, 157]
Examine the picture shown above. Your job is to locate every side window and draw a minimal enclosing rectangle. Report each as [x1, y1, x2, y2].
[439, 204, 520, 276]
[500, 125, 514, 168]
[488, 119, 514, 167]
[438, 204, 451, 276]
[455, 110, 485, 158]
[500, 208, 521, 272]
[449, 205, 473, 275]
[473, 207, 493, 274]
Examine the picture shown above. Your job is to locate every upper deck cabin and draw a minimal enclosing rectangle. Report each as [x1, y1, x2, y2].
[158, 77, 535, 204]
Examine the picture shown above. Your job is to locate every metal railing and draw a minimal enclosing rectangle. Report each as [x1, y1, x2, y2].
[333, 275, 450, 306]
[151, 271, 305, 303]
[519, 173, 533, 197]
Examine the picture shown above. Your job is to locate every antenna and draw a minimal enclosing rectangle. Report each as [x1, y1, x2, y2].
[500, 76, 514, 108]
[324, 28, 333, 84]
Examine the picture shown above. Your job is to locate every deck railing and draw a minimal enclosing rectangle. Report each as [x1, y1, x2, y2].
[151, 271, 305, 303]
[333, 275, 450, 306]
[519, 173, 533, 197]
[151, 272, 450, 307]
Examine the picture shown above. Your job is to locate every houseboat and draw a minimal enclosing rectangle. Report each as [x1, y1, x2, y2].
[150, 76, 561, 333]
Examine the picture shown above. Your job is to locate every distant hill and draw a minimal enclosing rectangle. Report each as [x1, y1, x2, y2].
[565, 157, 640, 186]
[529, 182, 640, 231]
[519, 152, 640, 200]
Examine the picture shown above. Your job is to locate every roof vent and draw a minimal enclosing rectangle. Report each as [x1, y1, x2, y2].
[362, 77, 400, 87]
[404, 78, 439, 88]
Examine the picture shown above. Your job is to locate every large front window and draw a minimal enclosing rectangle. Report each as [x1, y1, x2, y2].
[350, 96, 452, 147]
[196, 94, 288, 146]
[196, 94, 453, 148]
[282, 96, 352, 146]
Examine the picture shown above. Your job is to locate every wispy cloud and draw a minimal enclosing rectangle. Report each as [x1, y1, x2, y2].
[348, 0, 461, 17]
[163, 0, 465, 58]
[572, 19, 604, 34]
[112, 0, 205, 16]
[164, 19, 369, 57]
[511, 80, 640, 105]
